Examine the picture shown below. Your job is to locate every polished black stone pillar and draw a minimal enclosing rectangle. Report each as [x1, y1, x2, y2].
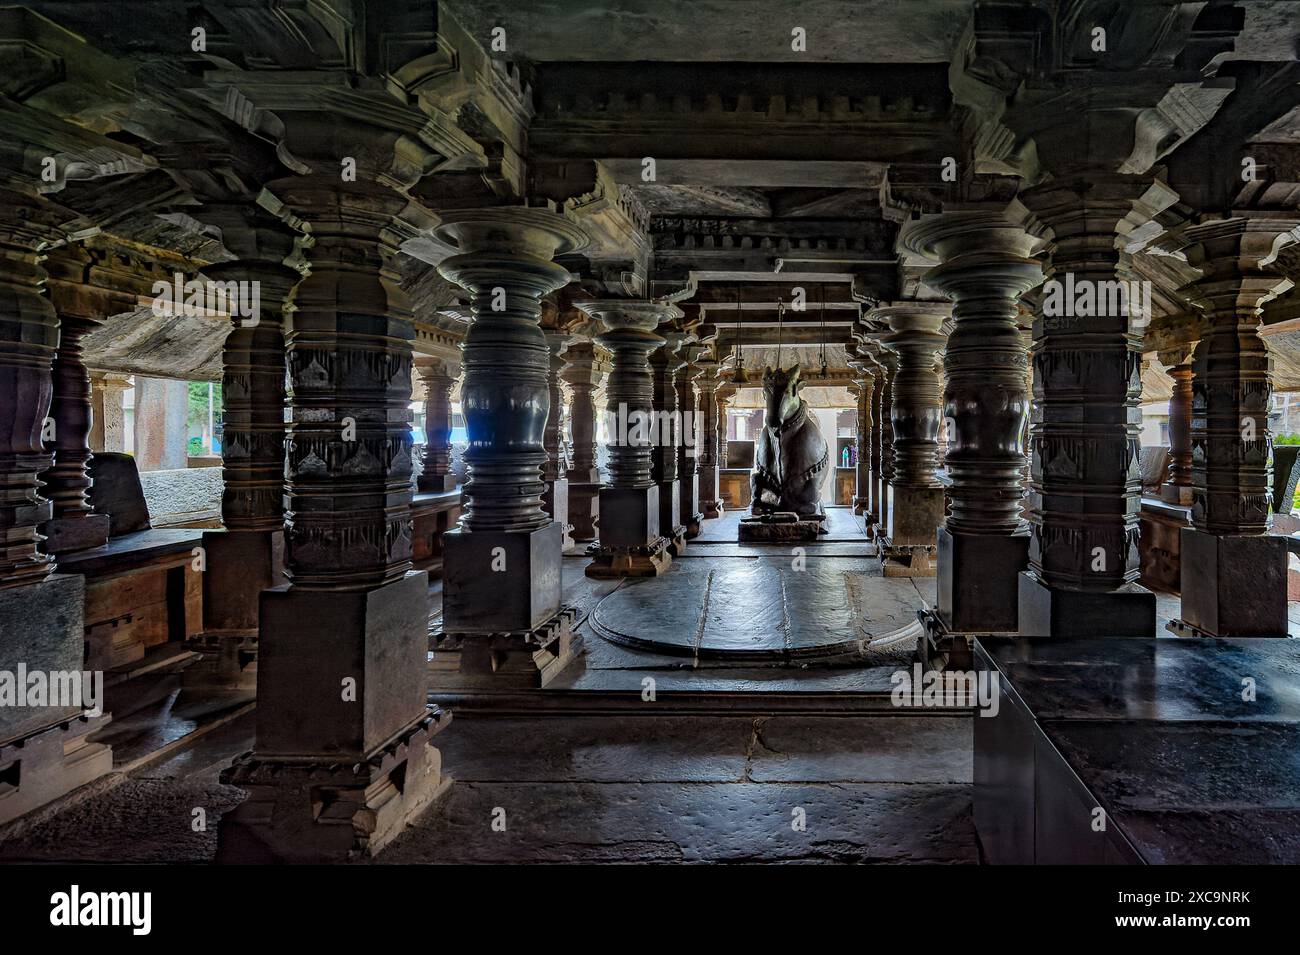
[676, 341, 705, 537]
[581, 299, 676, 578]
[560, 340, 606, 542]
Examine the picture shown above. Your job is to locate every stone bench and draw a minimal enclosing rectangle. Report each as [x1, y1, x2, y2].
[411, 489, 463, 571]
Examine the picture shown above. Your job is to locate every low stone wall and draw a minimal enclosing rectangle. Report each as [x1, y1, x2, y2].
[138, 466, 224, 528]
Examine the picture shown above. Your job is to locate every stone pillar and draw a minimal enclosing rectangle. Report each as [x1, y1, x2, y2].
[191, 208, 303, 680]
[416, 358, 458, 494]
[88, 372, 129, 453]
[867, 357, 885, 528]
[132, 376, 188, 471]
[903, 208, 1043, 648]
[1016, 177, 1158, 638]
[847, 356, 876, 517]
[560, 340, 606, 542]
[716, 377, 736, 473]
[433, 207, 587, 680]
[0, 189, 111, 825]
[676, 342, 705, 537]
[1160, 347, 1195, 506]
[876, 303, 950, 576]
[580, 299, 677, 578]
[40, 247, 111, 553]
[541, 325, 572, 551]
[875, 350, 897, 537]
[217, 178, 444, 863]
[649, 329, 688, 556]
[696, 360, 724, 518]
[1172, 217, 1299, 637]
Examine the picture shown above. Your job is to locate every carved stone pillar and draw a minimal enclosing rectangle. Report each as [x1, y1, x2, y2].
[1171, 217, 1300, 637]
[417, 358, 458, 494]
[580, 299, 677, 578]
[217, 176, 443, 864]
[716, 377, 736, 474]
[189, 208, 302, 676]
[903, 208, 1043, 647]
[876, 303, 950, 576]
[40, 246, 112, 554]
[433, 208, 587, 673]
[541, 323, 572, 551]
[676, 342, 705, 537]
[1160, 347, 1196, 506]
[560, 340, 606, 542]
[88, 371, 129, 453]
[0, 189, 111, 826]
[696, 360, 725, 518]
[847, 357, 876, 517]
[867, 358, 885, 527]
[874, 350, 897, 537]
[649, 329, 688, 556]
[1016, 177, 1159, 638]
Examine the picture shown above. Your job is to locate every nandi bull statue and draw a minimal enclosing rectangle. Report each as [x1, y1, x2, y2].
[749, 362, 829, 523]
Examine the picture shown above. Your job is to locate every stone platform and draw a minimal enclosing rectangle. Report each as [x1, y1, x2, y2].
[974, 635, 1300, 864]
[586, 555, 926, 662]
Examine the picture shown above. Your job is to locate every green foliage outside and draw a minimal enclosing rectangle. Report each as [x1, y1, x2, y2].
[187, 380, 222, 456]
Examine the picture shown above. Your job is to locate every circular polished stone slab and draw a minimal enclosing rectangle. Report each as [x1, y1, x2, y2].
[587, 556, 924, 661]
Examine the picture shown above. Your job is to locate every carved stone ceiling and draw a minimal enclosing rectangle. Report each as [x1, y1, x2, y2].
[442, 1, 970, 63]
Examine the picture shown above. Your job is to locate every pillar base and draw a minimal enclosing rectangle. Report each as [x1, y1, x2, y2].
[936, 526, 1029, 633]
[1161, 484, 1194, 506]
[188, 528, 283, 687]
[568, 481, 601, 542]
[657, 480, 686, 556]
[879, 539, 937, 577]
[216, 708, 450, 863]
[683, 511, 704, 539]
[40, 513, 110, 555]
[586, 540, 672, 578]
[852, 495, 870, 517]
[1017, 572, 1156, 638]
[1176, 528, 1288, 637]
[432, 607, 584, 690]
[702, 499, 724, 520]
[442, 522, 562, 633]
[543, 477, 573, 552]
[0, 712, 113, 827]
[417, 473, 458, 494]
[916, 608, 975, 672]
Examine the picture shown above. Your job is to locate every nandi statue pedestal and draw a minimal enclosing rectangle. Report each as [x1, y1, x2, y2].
[739, 363, 829, 543]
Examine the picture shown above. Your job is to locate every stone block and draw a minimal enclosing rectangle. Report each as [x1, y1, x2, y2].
[1016, 572, 1156, 638]
[0, 574, 85, 742]
[87, 452, 150, 536]
[442, 521, 563, 633]
[201, 528, 284, 634]
[1178, 529, 1288, 637]
[936, 526, 1028, 633]
[256, 571, 430, 758]
[599, 486, 658, 550]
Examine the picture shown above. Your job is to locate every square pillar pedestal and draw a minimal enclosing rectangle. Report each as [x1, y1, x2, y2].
[218, 572, 450, 862]
[1017, 572, 1156, 638]
[40, 513, 110, 555]
[1174, 529, 1288, 637]
[568, 481, 601, 543]
[587, 486, 670, 578]
[542, 478, 573, 552]
[187, 528, 284, 687]
[921, 528, 1029, 670]
[879, 485, 943, 577]
[0, 574, 112, 826]
[657, 479, 687, 557]
[435, 521, 581, 688]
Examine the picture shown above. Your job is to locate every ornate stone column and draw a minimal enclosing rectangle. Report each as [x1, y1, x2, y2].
[876, 303, 950, 576]
[580, 299, 677, 578]
[434, 207, 588, 672]
[40, 246, 113, 553]
[560, 339, 607, 542]
[696, 359, 725, 519]
[676, 341, 705, 537]
[1016, 177, 1159, 638]
[416, 358, 458, 494]
[902, 208, 1043, 647]
[1170, 217, 1300, 637]
[874, 349, 898, 537]
[88, 372, 129, 453]
[0, 189, 110, 826]
[847, 355, 876, 517]
[716, 375, 736, 474]
[540, 312, 574, 551]
[218, 173, 443, 864]
[649, 328, 688, 556]
[192, 207, 303, 668]
[1160, 346, 1196, 506]
[867, 357, 886, 528]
